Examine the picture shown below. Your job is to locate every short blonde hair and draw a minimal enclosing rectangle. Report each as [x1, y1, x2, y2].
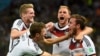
[19, 4, 34, 15]
[59, 5, 71, 14]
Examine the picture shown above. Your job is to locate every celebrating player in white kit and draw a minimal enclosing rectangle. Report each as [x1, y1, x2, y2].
[7, 3, 34, 56]
[47, 6, 93, 56]
[68, 14, 96, 56]
[7, 4, 52, 56]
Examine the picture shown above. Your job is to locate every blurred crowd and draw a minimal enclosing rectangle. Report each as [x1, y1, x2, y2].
[0, 0, 100, 56]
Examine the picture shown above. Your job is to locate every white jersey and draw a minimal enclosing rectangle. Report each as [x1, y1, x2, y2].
[8, 19, 29, 53]
[48, 22, 71, 55]
[69, 35, 96, 56]
[7, 33, 43, 56]
[7, 19, 43, 56]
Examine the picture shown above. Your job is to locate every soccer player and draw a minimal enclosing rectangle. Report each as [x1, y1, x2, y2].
[46, 5, 93, 55]
[7, 22, 52, 56]
[7, 4, 35, 56]
[7, 3, 52, 56]
[68, 14, 96, 56]
[29, 22, 71, 56]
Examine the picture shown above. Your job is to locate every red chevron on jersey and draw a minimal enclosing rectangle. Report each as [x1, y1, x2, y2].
[50, 23, 69, 37]
[50, 27, 68, 37]
[69, 39, 83, 50]
[21, 27, 26, 31]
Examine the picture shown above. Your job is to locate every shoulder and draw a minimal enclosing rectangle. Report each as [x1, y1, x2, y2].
[54, 22, 69, 30]
[83, 35, 91, 41]
[13, 19, 23, 26]
[83, 35, 93, 46]
[14, 19, 22, 24]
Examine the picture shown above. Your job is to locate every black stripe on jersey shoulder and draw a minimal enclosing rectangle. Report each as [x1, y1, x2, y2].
[83, 36, 91, 47]
[16, 19, 23, 26]
[11, 28, 19, 31]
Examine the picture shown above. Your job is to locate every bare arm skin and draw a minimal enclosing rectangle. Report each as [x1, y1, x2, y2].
[75, 26, 93, 40]
[92, 54, 96, 56]
[40, 51, 52, 56]
[44, 26, 93, 44]
[43, 33, 70, 45]
[45, 22, 54, 31]
[10, 29, 29, 39]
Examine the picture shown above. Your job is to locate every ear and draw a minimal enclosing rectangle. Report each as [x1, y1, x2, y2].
[76, 24, 80, 29]
[22, 13, 26, 18]
[29, 35, 32, 39]
[68, 14, 71, 18]
[35, 33, 40, 37]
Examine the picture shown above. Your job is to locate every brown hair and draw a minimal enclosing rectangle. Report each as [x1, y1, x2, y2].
[29, 22, 45, 38]
[71, 14, 87, 30]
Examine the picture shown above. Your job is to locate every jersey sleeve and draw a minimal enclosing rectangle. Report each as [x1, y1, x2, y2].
[11, 19, 23, 31]
[28, 39, 43, 55]
[83, 35, 96, 55]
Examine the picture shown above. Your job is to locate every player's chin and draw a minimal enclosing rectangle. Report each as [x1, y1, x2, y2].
[59, 20, 65, 24]
[29, 18, 34, 22]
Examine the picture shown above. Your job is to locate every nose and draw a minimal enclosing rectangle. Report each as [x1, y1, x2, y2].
[33, 13, 35, 17]
[60, 12, 64, 15]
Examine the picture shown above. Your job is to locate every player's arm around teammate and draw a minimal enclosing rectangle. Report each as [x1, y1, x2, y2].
[43, 32, 71, 45]
[10, 4, 35, 39]
[45, 22, 93, 44]
[46, 20, 93, 41]
[75, 26, 93, 40]
[10, 27, 29, 39]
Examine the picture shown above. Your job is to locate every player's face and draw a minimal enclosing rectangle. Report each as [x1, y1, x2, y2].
[69, 18, 77, 34]
[39, 28, 47, 40]
[69, 18, 76, 29]
[58, 8, 70, 24]
[23, 8, 35, 23]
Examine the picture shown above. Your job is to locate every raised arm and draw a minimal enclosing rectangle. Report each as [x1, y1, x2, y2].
[40, 51, 51, 56]
[43, 33, 70, 44]
[82, 26, 93, 35]
[45, 22, 54, 31]
[10, 19, 30, 39]
[75, 26, 93, 40]
[10, 29, 28, 39]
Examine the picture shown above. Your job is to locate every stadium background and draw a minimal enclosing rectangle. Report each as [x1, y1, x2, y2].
[0, 0, 100, 56]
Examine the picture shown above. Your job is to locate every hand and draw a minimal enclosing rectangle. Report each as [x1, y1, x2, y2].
[41, 51, 52, 56]
[74, 53, 84, 56]
[45, 22, 54, 31]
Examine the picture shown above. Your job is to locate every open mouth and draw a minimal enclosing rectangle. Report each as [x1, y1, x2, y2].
[60, 17, 64, 20]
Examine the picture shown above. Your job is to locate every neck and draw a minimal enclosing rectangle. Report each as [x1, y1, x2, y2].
[22, 18, 34, 28]
[33, 37, 37, 42]
[58, 20, 68, 27]
[33, 37, 43, 43]
[76, 28, 82, 36]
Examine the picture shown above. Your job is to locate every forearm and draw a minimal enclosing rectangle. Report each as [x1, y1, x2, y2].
[11, 29, 28, 39]
[92, 55, 96, 56]
[45, 22, 54, 31]
[44, 34, 69, 44]
[40, 51, 51, 56]
[75, 26, 93, 40]
[89, 54, 96, 56]
[82, 26, 93, 35]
